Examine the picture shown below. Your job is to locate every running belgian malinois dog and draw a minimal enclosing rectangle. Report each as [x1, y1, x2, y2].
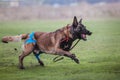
[2, 16, 92, 69]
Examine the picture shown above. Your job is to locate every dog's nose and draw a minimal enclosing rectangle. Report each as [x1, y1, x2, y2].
[87, 31, 92, 35]
[89, 32, 92, 35]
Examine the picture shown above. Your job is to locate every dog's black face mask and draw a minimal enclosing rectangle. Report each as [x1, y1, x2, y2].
[72, 16, 92, 41]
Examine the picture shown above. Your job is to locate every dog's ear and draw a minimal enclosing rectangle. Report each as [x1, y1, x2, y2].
[79, 18, 82, 24]
[72, 16, 78, 28]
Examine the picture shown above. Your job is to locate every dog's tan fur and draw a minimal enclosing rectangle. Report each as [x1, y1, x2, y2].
[1, 34, 28, 43]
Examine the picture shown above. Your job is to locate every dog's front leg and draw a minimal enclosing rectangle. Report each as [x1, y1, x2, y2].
[55, 49, 79, 64]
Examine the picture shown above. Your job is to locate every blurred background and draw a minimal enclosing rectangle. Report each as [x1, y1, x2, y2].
[0, 1, 120, 80]
[0, 0, 120, 21]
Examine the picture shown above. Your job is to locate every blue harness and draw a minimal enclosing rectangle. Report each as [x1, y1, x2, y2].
[25, 32, 42, 60]
[25, 32, 36, 44]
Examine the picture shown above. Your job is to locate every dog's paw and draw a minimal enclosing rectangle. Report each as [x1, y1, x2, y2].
[74, 58, 79, 64]
[70, 54, 79, 64]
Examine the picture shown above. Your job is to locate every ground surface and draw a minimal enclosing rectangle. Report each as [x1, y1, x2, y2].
[0, 19, 120, 80]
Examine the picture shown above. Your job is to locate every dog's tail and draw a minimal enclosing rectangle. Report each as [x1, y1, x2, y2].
[1, 33, 29, 43]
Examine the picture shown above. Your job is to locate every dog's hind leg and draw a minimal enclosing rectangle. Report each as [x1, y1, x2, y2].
[19, 44, 34, 69]
[33, 50, 44, 66]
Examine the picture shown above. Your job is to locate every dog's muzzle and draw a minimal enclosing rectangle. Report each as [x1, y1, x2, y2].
[81, 30, 92, 41]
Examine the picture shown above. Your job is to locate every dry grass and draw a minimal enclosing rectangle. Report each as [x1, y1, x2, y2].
[0, 3, 120, 21]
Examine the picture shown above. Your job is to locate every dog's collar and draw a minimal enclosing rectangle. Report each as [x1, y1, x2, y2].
[61, 24, 70, 42]
[65, 24, 70, 42]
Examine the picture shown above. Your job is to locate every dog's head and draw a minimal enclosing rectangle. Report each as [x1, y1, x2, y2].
[71, 16, 92, 41]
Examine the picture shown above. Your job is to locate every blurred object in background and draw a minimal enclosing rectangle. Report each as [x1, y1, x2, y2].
[0, 0, 120, 21]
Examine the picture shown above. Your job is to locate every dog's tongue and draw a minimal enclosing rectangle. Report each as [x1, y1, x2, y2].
[82, 34, 86, 39]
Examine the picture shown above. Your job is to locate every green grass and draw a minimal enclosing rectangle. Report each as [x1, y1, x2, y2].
[0, 19, 120, 80]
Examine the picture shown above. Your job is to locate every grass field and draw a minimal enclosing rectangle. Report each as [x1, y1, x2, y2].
[0, 19, 120, 80]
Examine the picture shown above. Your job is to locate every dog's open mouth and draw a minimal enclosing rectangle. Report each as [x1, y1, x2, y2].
[81, 34, 87, 41]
